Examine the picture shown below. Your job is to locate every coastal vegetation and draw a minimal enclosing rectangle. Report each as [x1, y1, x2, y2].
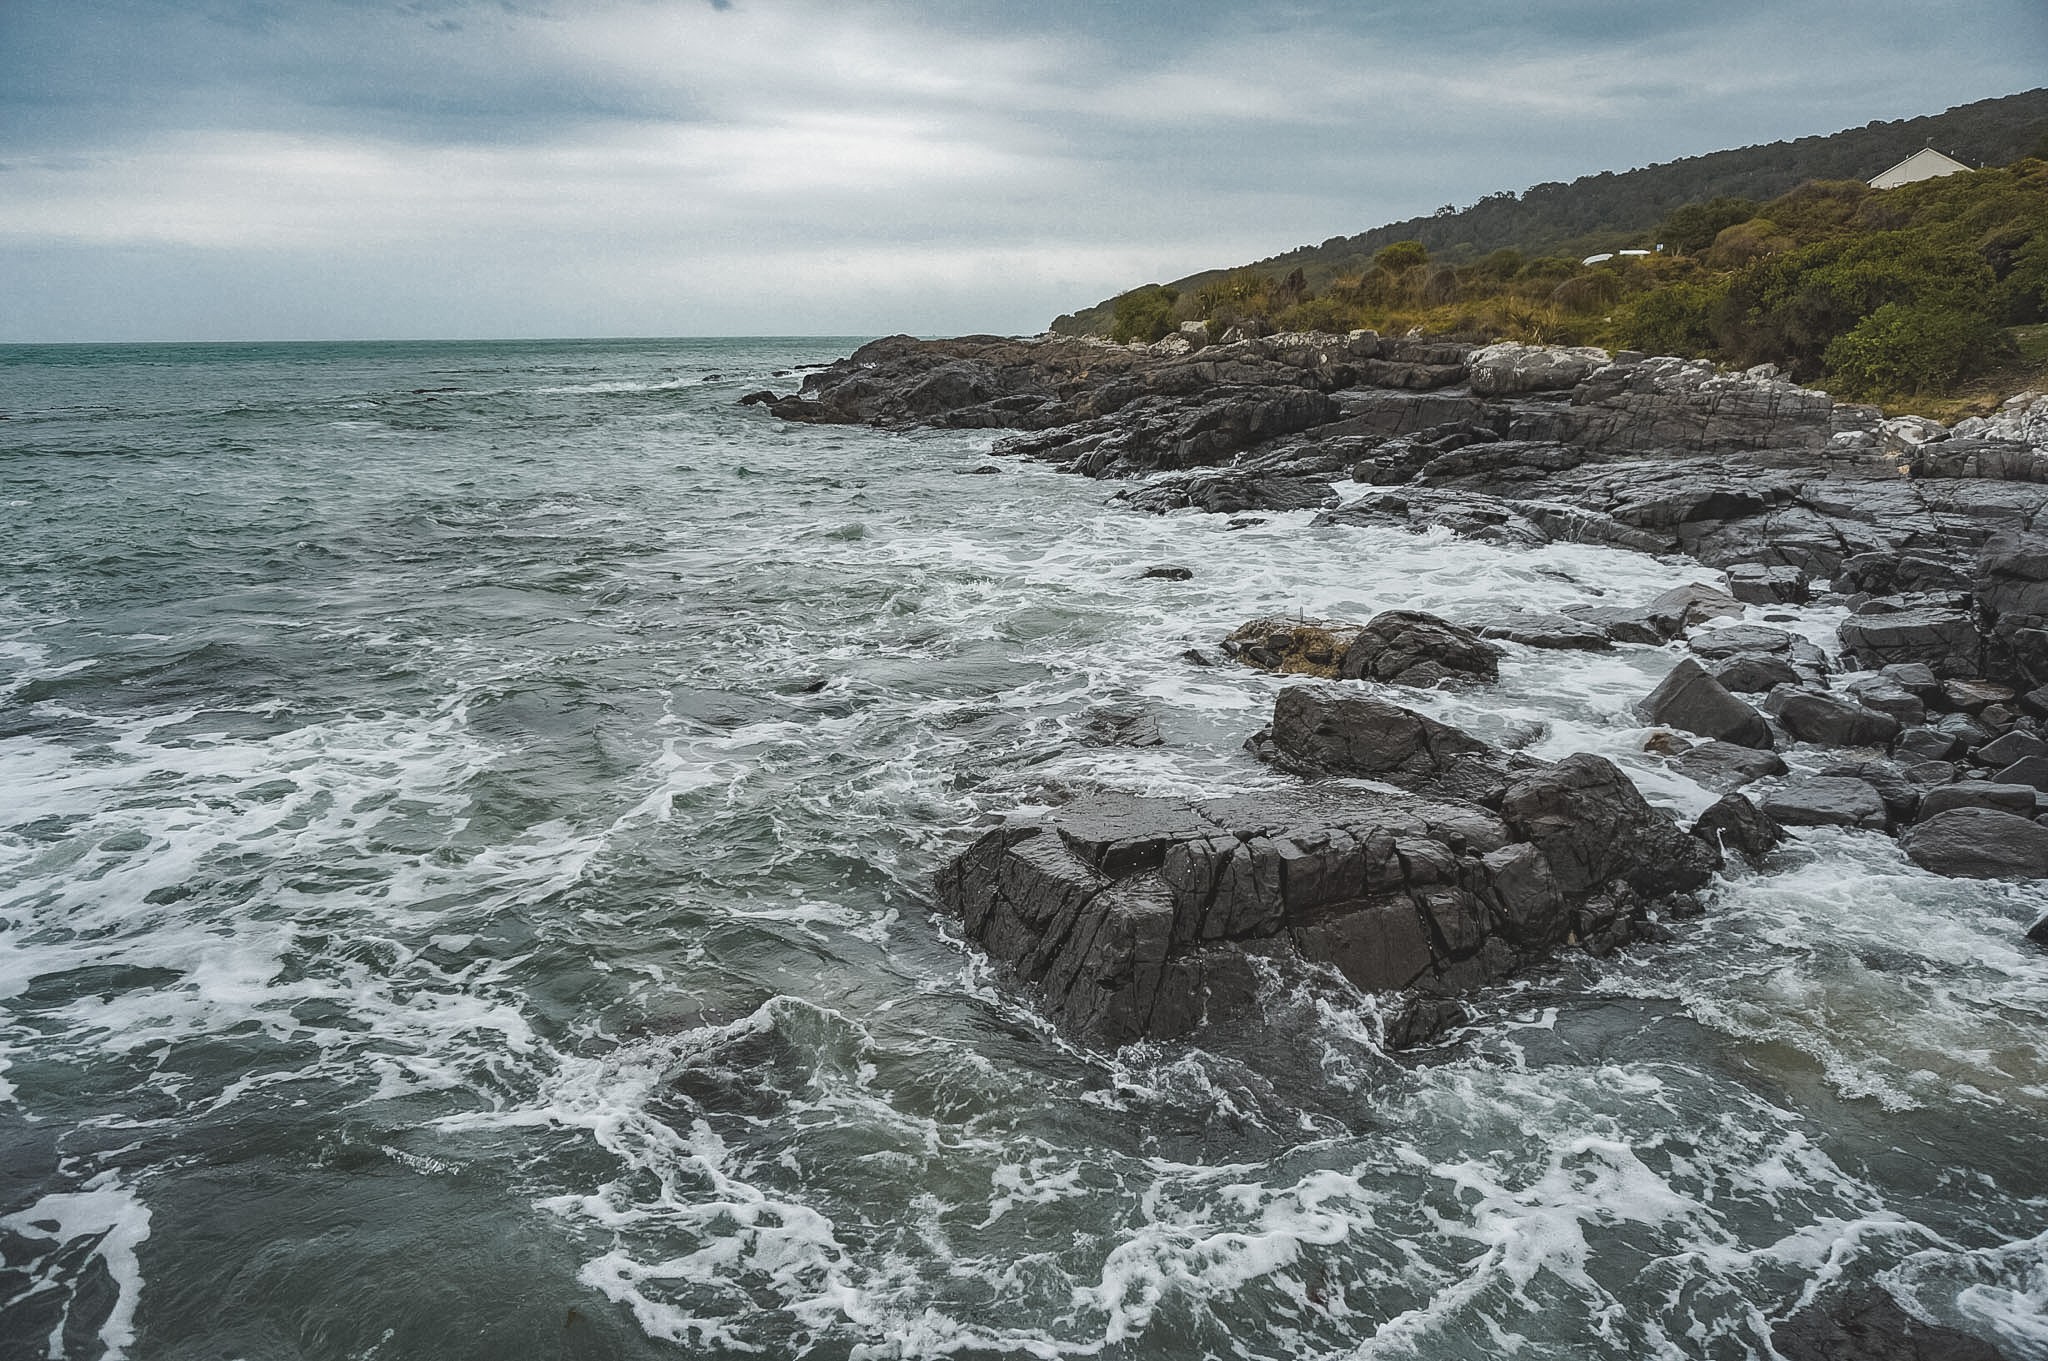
[1089, 154, 2048, 410]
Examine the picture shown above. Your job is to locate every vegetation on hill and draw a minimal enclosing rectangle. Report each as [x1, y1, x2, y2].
[1052, 87, 2048, 364]
[1080, 153, 2048, 410]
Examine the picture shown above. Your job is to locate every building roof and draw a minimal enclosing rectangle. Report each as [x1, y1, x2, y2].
[1869, 147, 1973, 190]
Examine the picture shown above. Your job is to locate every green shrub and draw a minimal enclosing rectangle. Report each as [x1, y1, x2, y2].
[1110, 285, 1180, 344]
[1624, 279, 1728, 355]
[1821, 300, 2011, 396]
[1657, 197, 1759, 255]
[1372, 240, 1430, 273]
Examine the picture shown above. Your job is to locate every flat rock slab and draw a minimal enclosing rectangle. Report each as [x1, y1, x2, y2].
[1688, 625, 1797, 659]
[1469, 611, 1612, 650]
[1671, 739, 1788, 791]
[1760, 776, 1889, 831]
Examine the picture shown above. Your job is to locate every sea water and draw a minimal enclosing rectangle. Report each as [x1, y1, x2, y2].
[0, 338, 2043, 1360]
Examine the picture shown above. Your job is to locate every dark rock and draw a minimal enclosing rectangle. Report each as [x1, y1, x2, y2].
[1772, 1286, 2004, 1361]
[934, 747, 1717, 1047]
[1726, 563, 1810, 604]
[1915, 781, 2039, 822]
[1994, 754, 2048, 790]
[1760, 776, 1890, 830]
[1903, 807, 2048, 880]
[1688, 625, 1796, 659]
[1975, 730, 2047, 767]
[1181, 648, 1213, 667]
[1817, 761, 1921, 825]
[1671, 740, 1789, 791]
[1562, 603, 1666, 645]
[1468, 611, 1612, 650]
[1637, 659, 1773, 749]
[1766, 686, 1902, 749]
[1838, 674, 1928, 726]
[1140, 565, 1195, 581]
[1690, 793, 1786, 864]
[1932, 711, 1996, 755]
[738, 390, 777, 406]
[1337, 611, 1501, 688]
[1941, 679, 2017, 714]
[1880, 663, 1943, 702]
[1081, 705, 1166, 749]
[1647, 582, 1745, 634]
[1499, 753, 1722, 897]
[2029, 915, 2048, 946]
[1121, 472, 1341, 516]
[1259, 684, 1504, 799]
[1838, 607, 1982, 679]
[1711, 653, 1802, 694]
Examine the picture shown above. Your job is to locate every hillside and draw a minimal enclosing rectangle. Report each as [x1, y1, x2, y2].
[1052, 88, 2048, 338]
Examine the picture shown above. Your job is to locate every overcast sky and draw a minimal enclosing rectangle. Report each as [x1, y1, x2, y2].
[2, 1, 2042, 342]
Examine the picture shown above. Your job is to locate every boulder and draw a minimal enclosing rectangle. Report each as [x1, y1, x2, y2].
[1258, 685, 1506, 801]
[936, 745, 1720, 1046]
[1760, 777, 1889, 831]
[1837, 674, 1927, 726]
[1915, 781, 2039, 822]
[1993, 754, 2048, 791]
[1895, 726, 1965, 762]
[1975, 730, 2047, 767]
[1725, 563, 1810, 605]
[1903, 807, 2048, 880]
[1817, 761, 1921, 825]
[1690, 793, 1786, 864]
[1838, 607, 1982, 679]
[1711, 653, 1802, 694]
[1637, 659, 1773, 749]
[1766, 686, 1902, 749]
[1687, 624, 1796, 660]
[1647, 582, 1746, 634]
[1337, 610, 1502, 688]
[1671, 740, 1789, 791]
[1499, 753, 1722, 897]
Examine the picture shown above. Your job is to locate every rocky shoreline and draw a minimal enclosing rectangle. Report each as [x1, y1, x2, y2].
[749, 331, 2048, 1052]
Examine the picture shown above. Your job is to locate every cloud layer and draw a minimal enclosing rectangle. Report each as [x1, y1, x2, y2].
[2, 0, 2042, 340]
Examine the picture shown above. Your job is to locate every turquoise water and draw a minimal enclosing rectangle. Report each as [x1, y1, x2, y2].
[1, 339, 2044, 1360]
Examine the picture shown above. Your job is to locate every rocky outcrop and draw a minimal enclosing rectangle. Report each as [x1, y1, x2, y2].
[1337, 611, 1502, 688]
[1466, 341, 1610, 397]
[936, 691, 1719, 1047]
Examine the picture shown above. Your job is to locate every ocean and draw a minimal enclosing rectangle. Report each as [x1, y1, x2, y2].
[1, 337, 2043, 1360]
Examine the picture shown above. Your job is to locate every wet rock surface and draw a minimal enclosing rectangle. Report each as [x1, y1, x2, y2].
[936, 691, 1718, 1046]
[762, 338, 2048, 1030]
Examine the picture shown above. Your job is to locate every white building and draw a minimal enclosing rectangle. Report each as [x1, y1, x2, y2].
[1869, 147, 1972, 190]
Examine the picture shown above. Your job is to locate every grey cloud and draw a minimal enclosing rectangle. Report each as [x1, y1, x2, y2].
[1, 0, 2042, 341]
